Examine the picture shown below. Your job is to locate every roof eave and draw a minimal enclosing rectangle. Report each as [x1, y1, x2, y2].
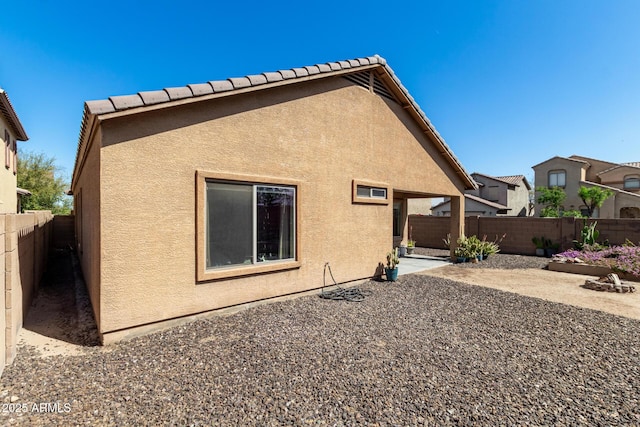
[0, 89, 28, 141]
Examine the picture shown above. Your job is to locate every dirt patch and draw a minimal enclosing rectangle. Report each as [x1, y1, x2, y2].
[421, 266, 640, 320]
[17, 249, 101, 358]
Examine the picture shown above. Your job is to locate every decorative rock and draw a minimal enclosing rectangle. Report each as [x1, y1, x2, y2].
[583, 273, 636, 293]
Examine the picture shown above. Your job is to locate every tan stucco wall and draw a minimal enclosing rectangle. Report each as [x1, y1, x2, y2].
[88, 77, 466, 335]
[598, 166, 640, 193]
[534, 158, 587, 214]
[0, 117, 18, 214]
[73, 128, 102, 327]
[407, 199, 432, 215]
[506, 185, 531, 216]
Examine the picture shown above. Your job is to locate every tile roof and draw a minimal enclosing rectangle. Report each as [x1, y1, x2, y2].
[472, 172, 530, 189]
[465, 194, 510, 210]
[622, 162, 640, 168]
[83, 56, 386, 116]
[432, 194, 509, 211]
[596, 161, 640, 176]
[0, 88, 28, 141]
[73, 55, 476, 190]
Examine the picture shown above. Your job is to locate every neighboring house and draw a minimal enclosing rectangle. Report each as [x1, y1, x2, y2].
[70, 55, 476, 343]
[0, 88, 29, 213]
[432, 173, 532, 217]
[432, 194, 509, 217]
[533, 155, 640, 218]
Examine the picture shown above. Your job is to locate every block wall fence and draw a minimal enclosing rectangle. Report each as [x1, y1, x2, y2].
[409, 215, 640, 255]
[0, 211, 54, 377]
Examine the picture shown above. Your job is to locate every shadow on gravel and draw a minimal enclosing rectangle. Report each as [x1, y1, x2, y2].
[22, 247, 100, 347]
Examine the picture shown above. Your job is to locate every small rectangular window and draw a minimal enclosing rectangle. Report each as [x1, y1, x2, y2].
[4, 130, 9, 170]
[352, 180, 390, 205]
[12, 138, 17, 175]
[356, 185, 386, 199]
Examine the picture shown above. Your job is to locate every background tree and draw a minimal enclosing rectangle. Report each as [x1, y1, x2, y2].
[578, 186, 614, 218]
[536, 186, 566, 217]
[17, 151, 72, 214]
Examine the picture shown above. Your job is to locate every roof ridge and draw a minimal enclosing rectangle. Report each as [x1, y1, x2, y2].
[73, 54, 476, 192]
[85, 55, 386, 115]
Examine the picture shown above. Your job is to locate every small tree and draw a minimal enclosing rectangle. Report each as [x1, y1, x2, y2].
[536, 186, 566, 217]
[17, 151, 72, 214]
[578, 186, 614, 218]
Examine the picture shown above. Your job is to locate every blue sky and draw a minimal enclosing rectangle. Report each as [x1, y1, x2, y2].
[2, 0, 639, 185]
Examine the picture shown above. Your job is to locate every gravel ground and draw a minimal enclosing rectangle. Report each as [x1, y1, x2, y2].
[414, 247, 550, 270]
[1, 252, 639, 425]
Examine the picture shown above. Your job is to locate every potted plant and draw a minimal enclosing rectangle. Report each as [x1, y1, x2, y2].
[545, 240, 560, 257]
[385, 247, 400, 281]
[532, 237, 546, 257]
[406, 239, 416, 255]
[466, 235, 482, 262]
[398, 245, 407, 257]
[455, 235, 472, 262]
[406, 226, 416, 255]
[480, 238, 500, 259]
[454, 246, 468, 263]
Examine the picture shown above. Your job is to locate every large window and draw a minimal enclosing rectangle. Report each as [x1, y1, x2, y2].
[548, 170, 566, 187]
[196, 171, 301, 281]
[206, 181, 295, 269]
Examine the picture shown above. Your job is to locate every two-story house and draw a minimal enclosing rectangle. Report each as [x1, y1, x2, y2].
[532, 155, 640, 218]
[432, 173, 532, 217]
[0, 88, 29, 213]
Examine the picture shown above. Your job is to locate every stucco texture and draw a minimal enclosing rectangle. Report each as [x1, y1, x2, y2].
[81, 77, 467, 336]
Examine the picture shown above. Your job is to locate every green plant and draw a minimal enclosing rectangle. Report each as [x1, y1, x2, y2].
[386, 247, 400, 269]
[442, 233, 451, 249]
[562, 209, 584, 218]
[578, 186, 614, 218]
[574, 221, 604, 250]
[480, 235, 501, 256]
[536, 186, 566, 217]
[466, 235, 482, 258]
[532, 236, 545, 249]
[407, 226, 415, 248]
[454, 246, 469, 258]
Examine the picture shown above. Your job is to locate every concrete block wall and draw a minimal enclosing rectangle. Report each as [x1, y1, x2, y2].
[52, 215, 75, 249]
[409, 215, 640, 255]
[1, 211, 53, 377]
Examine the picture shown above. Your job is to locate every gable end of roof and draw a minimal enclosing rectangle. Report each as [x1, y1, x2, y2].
[74, 54, 475, 191]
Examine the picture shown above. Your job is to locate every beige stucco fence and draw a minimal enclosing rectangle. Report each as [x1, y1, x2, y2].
[0, 211, 53, 377]
[409, 215, 640, 255]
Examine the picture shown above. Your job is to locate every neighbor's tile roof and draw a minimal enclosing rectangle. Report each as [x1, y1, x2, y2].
[432, 194, 509, 211]
[0, 88, 28, 141]
[597, 161, 640, 176]
[472, 172, 530, 189]
[622, 162, 640, 168]
[73, 54, 476, 191]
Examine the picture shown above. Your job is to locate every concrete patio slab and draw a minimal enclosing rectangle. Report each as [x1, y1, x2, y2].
[397, 254, 451, 275]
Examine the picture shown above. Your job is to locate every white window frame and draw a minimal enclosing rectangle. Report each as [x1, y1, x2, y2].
[548, 170, 566, 188]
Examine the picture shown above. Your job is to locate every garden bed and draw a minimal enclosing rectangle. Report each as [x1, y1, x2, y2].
[548, 261, 640, 282]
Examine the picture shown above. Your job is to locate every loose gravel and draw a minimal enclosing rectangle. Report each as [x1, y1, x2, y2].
[1, 253, 639, 425]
